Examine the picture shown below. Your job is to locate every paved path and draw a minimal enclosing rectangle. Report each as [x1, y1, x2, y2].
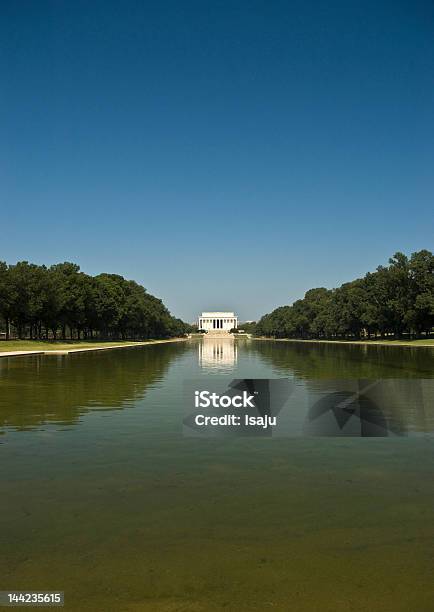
[0, 350, 45, 357]
[0, 338, 188, 358]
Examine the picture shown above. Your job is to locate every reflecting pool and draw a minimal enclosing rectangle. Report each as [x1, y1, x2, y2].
[1, 339, 434, 611]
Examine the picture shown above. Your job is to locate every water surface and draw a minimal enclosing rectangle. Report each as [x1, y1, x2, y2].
[1, 339, 434, 611]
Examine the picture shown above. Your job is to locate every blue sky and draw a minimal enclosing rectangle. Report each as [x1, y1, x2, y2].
[2, 0, 433, 322]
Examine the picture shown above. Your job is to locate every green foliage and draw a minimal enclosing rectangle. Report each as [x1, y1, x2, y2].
[238, 321, 257, 334]
[0, 261, 192, 340]
[256, 250, 434, 340]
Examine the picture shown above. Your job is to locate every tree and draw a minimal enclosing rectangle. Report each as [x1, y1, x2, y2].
[255, 250, 434, 341]
[407, 250, 434, 336]
[0, 260, 190, 341]
[0, 262, 16, 339]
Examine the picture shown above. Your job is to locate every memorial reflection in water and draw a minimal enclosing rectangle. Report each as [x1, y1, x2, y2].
[198, 336, 238, 370]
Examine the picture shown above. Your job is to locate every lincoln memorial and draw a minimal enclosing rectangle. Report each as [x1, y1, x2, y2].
[198, 312, 238, 331]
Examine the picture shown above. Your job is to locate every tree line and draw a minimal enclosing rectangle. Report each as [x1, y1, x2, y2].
[0, 261, 192, 340]
[255, 250, 434, 340]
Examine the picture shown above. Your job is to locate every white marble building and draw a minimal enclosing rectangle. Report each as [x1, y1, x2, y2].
[198, 312, 238, 331]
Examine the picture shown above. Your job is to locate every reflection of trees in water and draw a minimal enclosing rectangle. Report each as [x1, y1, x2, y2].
[249, 340, 434, 379]
[248, 341, 434, 434]
[0, 343, 190, 430]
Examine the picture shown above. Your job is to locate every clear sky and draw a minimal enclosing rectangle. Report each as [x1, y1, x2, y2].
[2, 1, 433, 322]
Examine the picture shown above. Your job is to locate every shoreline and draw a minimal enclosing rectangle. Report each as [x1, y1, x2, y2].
[0, 337, 188, 358]
[253, 337, 434, 348]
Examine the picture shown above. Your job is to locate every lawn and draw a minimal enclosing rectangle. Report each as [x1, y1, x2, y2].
[0, 339, 160, 353]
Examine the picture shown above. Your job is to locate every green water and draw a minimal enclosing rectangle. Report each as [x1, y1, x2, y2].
[1, 339, 434, 611]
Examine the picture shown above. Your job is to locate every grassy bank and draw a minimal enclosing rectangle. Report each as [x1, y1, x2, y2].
[0, 338, 186, 354]
[254, 337, 434, 348]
